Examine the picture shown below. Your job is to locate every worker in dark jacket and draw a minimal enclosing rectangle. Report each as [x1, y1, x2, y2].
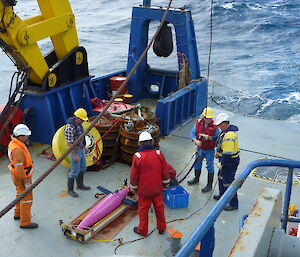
[64, 108, 90, 198]
[130, 131, 170, 236]
[214, 113, 239, 211]
[188, 107, 220, 193]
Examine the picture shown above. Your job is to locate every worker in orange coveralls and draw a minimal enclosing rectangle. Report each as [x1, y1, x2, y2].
[8, 124, 38, 229]
[130, 131, 170, 236]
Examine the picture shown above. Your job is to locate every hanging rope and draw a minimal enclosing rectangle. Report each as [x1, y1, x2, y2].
[206, 0, 214, 108]
[0, 0, 174, 219]
[178, 52, 191, 90]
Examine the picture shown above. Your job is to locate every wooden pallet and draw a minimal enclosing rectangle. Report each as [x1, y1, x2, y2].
[60, 196, 137, 242]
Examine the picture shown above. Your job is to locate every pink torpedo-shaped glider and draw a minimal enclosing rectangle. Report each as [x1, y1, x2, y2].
[77, 186, 133, 230]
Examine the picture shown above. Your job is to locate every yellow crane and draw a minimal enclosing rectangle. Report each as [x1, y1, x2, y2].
[0, 0, 88, 90]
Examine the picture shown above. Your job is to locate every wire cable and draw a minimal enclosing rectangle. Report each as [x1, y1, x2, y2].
[176, 152, 196, 178]
[206, 0, 214, 109]
[173, 131, 294, 161]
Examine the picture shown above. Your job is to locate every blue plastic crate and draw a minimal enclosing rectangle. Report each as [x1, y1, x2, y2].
[164, 186, 189, 209]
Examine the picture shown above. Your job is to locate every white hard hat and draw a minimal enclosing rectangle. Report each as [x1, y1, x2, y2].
[138, 131, 153, 142]
[216, 113, 229, 125]
[13, 124, 31, 137]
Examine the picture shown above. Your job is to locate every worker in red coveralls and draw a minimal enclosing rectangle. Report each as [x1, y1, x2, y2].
[130, 131, 170, 236]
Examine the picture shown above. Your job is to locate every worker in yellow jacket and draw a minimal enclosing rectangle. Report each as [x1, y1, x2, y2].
[214, 113, 239, 211]
[8, 124, 38, 229]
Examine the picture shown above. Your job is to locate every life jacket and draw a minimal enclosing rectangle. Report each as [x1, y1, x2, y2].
[195, 119, 218, 150]
[216, 125, 239, 159]
[65, 117, 86, 148]
[8, 137, 34, 178]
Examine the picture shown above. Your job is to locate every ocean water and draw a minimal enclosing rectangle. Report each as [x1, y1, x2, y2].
[0, 0, 299, 121]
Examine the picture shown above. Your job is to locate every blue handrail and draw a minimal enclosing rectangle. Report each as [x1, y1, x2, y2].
[282, 167, 294, 232]
[175, 159, 300, 257]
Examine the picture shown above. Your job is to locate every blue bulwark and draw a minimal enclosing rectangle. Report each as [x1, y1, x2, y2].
[156, 80, 207, 136]
[20, 77, 97, 144]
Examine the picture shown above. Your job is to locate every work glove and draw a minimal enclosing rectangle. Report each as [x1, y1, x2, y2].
[128, 190, 135, 197]
[199, 133, 209, 140]
[163, 183, 170, 190]
[129, 187, 137, 195]
[216, 162, 223, 170]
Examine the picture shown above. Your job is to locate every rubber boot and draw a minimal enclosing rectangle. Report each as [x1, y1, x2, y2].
[76, 172, 91, 190]
[201, 173, 214, 193]
[213, 195, 221, 200]
[20, 223, 38, 229]
[68, 178, 79, 197]
[187, 169, 201, 185]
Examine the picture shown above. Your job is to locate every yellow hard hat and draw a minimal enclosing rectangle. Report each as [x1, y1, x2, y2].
[74, 108, 88, 121]
[201, 107, 214, 118]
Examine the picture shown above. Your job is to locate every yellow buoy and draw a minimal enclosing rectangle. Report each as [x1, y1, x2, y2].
[52, 122, 103, 168]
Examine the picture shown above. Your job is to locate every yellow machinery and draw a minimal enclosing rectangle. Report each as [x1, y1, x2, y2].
[0, 0, 89, 90]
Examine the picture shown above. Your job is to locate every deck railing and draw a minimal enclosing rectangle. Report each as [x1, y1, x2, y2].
[175, 159, 300, 257]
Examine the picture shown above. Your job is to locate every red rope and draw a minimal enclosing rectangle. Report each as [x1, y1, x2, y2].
[99, 118, 122, 141]
[94, 118, 122, 161]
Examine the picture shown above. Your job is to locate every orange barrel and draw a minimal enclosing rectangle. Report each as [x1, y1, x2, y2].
[109, 76, 127, 96]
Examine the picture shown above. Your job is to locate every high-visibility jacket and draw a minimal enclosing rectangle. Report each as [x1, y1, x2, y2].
[195, 119, 218, 150]
[216, 125, 239, 165]
[130, 145, 170, 198]
[8, 137, 34, 178]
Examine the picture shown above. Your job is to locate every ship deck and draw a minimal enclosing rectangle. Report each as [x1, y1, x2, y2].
[0, 104, 300, 257]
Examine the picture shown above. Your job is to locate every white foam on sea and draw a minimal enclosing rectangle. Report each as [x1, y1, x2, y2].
[287, 114, 300, 123]
[283, 92, 300, 103]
